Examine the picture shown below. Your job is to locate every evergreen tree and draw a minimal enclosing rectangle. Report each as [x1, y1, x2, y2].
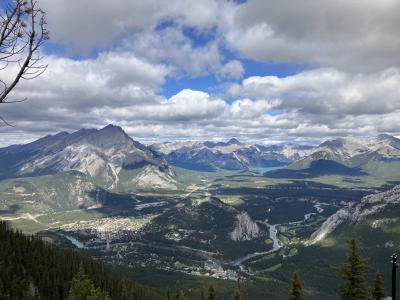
[208, 285, 215, 300]
[67, 264, 109, 300]
[288, 272, 305, 300]
[233, 274, 245, 300]
[371, 272, 385, 300]
[167, 288, 171, 300]
[200, 287, 206, 300]
[175, 282, 186, 300]
[0, 221, 160, 300]
[340, 237, 368, 300]
[120, 281, 129, 300]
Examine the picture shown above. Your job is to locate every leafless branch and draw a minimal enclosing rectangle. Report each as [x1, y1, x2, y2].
[0, 0, 49, 125]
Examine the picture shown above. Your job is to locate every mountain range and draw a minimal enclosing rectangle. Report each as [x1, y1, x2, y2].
[2, 125, 400, 186]
[152, 133, 400, 178]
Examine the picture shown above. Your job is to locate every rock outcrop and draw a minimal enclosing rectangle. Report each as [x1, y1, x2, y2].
[308, 185, 400, 244]
[230, 212, 261, 241]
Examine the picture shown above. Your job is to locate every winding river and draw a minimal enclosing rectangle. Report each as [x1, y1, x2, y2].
[64, 234, 86, 249]
[231, 224, 282, 266]
[232, 202, 326, 267]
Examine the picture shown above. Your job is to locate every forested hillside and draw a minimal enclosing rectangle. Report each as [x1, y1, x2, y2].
[0, 222, 161, 300]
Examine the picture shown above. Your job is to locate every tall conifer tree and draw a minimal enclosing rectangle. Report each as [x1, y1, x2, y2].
[340, 238, 368, 300]
[288, 272, 305, 300]
[371, 272, 385, 300]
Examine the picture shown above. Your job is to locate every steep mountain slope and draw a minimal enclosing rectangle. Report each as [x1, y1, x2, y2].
[0, 171, 107, 215]
[0, 125, 177, 190]
[309, 185, 400, 244]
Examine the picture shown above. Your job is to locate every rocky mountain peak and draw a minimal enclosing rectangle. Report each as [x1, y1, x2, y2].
[227, 138, 241, 145]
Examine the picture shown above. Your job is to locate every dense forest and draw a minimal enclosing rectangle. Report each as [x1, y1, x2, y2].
[0, 221, 161, 300]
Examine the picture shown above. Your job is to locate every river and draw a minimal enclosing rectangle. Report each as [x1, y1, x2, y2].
[231, 224, 282, 266]
[64, 234, 86, 249]
[231, 202, 327, 267]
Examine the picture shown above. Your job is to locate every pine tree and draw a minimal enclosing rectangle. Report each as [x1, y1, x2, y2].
[120, 281, 129, 300]
[371, 272, 385, 300]
[208, 285, 215, 300]
[233, 274, 245, 300]
[167, 288, 171, 300]
[67, 264, 109, 300]
[288, 272, 305, 300]
[200, 287, 206, 300]
[30, 286, 41, 300]
[175, 282, 186, 300]
[340, 237, 368, 300]
[0, 221, 161, 300]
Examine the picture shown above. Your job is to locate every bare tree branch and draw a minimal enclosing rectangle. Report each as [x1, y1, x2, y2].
[0, 0, 49, 125]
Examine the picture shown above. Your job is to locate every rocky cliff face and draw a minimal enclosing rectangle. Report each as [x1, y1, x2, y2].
[308, 185, 400, 244]
[0, 125, 176, 190]
[230, 212, 261, 241]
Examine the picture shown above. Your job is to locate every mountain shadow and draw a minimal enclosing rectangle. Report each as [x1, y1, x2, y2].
[264, 159, 366, 179]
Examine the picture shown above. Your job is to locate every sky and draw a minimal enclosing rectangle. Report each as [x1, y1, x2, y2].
[1, 0, 400, 146]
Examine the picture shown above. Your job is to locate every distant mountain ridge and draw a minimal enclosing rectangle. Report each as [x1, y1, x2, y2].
[151, 134, 400, 173]
[150, 139, 309, 171]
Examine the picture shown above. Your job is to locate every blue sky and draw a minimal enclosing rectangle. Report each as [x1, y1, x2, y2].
[1, 0, 400, 146]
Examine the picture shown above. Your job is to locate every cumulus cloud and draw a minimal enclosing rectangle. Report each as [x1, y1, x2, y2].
[217, 60, 245, 80]
[39, 0, 221, 52]
[1, 0, 400, 146]
[38, 0, 400, 73]
[122, 27, 222, 78]
[232, 68, 400, 116]
[2, 58, 400, 146]
[224, 0, 400, 72]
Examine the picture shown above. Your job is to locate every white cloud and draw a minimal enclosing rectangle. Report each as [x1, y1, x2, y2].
[217, 60, 245, 80]
[123, 27, 222, 78]
[2, 63, 400, 145]
[37, 0, 400, 73]
[39, 0, 222, 52]
[233, 68, 400, 116]
[2, 1, 400, 146]
[224, 0, 400, 72]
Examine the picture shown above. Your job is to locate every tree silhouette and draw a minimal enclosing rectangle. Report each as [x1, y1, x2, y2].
[288, 272, 305, 300]
[208, 285, 215, 300]
[370, 272, 385, 300]
[340, 237, 368, 300]
[233, 274, 245, 300]
[200, 287, 206, 300]
[175, 282, 186, 300]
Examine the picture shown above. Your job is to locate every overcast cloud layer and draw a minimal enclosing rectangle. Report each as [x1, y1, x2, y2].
[1, 0, 400, 146]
